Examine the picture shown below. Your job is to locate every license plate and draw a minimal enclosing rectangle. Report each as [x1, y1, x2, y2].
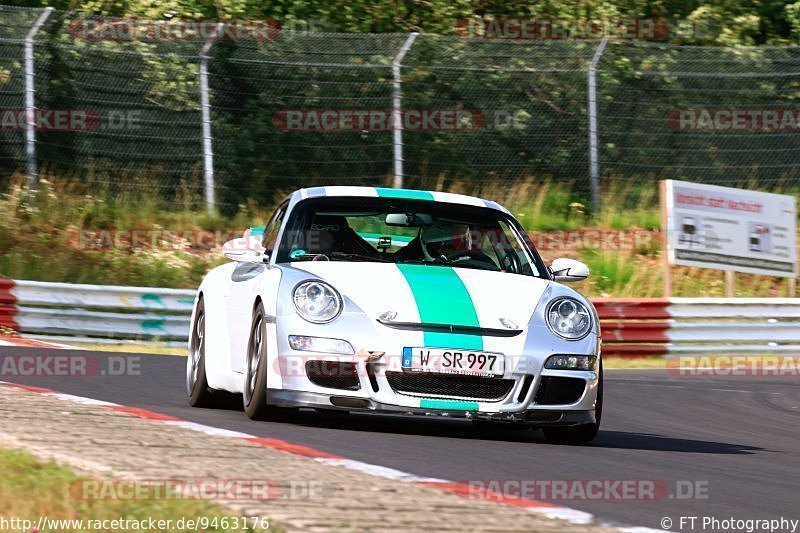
[402, 347, 504, 377]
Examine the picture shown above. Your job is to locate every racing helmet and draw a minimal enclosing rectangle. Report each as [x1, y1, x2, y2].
[420, 223, 470, 261]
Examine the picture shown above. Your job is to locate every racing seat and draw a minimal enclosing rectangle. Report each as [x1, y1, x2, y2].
[392, 236, 424, 261]
[309, 215, 379, 258]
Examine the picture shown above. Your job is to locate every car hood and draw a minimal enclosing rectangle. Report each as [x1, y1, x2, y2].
[289, 261, 552, 329]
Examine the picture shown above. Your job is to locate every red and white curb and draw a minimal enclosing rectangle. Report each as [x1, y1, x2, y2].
[0, 336, 72, 349]
[0, 380, 661, 532]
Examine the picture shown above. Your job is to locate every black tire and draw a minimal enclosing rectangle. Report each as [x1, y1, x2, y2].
[187, 297, 217, 407]
[243, 301, 295, 421]
[542, 360, 603, 445]
[244, 301, 271, 420]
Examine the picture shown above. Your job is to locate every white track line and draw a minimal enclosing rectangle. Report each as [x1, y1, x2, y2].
[45, 392, 119, 407]
[163, 420, 256, 438]
[316, 457, 446, 483]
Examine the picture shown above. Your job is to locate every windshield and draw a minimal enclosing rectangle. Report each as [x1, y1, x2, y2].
[274, 197, 546, 277]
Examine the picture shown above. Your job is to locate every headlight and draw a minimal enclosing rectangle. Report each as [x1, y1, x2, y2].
[546, 297, 592, 340]
[293, 281, 342, 323]
[289, 335, 354, 355]
[545, 354, 597, 371]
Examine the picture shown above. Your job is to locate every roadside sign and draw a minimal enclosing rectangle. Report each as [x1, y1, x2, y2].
[663, 180, 797, 278]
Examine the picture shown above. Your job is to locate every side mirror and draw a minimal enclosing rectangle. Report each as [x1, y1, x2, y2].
[222, 238, 267, 264]
[550, 258, 589, 282]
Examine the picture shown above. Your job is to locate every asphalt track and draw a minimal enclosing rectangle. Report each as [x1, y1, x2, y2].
[1, 346, 798, 531]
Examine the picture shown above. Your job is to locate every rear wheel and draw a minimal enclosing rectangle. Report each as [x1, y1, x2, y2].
[542, 360, 603, 445]
[187, 297, 217, 407]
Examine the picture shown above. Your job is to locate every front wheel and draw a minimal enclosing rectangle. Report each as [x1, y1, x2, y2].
[243, 302, 293, 421]
[244, 302, 270, 419]
[542, 360, 603, 445]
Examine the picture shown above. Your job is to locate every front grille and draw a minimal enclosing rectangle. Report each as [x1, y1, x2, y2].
[306, 360, 360, 391]
[385, 371, 514, 401]
[534, 376, 586, 405]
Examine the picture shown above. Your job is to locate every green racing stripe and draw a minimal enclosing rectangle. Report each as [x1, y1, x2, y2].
[396, 263, 483, 350]
[420, 399, 479, 411]
[249, 226, 266, 236]
[375, 187, 434, 201]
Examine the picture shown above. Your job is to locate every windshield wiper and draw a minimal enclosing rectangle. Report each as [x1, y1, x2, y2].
[396, 258, 457, 267]
[329, 252, 390, 262]
[397, 257, 499, 272]
[289, 252, 389, 262]
[287, 253, 319, 261]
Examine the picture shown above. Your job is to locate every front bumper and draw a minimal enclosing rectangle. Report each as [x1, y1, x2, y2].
[268, 388, 596, 426]
[270, 349, 600, 427]
[269, 306, 600, 426]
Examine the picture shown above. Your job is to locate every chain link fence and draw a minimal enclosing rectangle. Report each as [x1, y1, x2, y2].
[2, 5, 800, 213]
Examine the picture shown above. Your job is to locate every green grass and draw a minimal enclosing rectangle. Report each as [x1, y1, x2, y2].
[0, 176, 254, 288]
[0, 447, 272, 532]
[467, 178, 662, 231]
[603, 357, 667, 369]
[0, 174, 796, 296]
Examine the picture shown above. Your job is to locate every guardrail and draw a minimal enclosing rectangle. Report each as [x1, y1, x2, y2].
[0, 279, 195, 342]
[595, 297, 800, 356]
[1, 280, 799, 356]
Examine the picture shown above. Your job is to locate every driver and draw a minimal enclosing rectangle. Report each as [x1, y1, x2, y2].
[420, 223, 471, 261]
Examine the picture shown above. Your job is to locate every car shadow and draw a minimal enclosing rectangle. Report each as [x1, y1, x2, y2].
[204, 390, 245, 411]
[582, 430, 764, 454]
[181, 387, 764, 456]
[283, 411, 763, 455]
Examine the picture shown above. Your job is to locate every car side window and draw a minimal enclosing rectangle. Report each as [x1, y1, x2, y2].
[497, 220, 537, 276]
[263, 202, 288, 253]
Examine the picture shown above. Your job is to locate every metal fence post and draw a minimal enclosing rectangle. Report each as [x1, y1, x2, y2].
[24, 6, 54, 193]
[199, 23, 223, 214]
[392, 32, 419, 189]
[587, 37, 608, 212]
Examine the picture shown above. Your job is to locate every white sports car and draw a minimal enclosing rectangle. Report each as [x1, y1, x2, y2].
[187, 186, 602, 444]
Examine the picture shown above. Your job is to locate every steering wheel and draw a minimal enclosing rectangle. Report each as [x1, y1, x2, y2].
[445, 251, 500, 270]
[501, 251, 522, 274]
